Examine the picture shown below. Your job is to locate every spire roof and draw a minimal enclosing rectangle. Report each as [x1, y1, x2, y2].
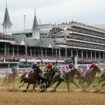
[2, 6, 12, 27]
[32, 12, 39, 31]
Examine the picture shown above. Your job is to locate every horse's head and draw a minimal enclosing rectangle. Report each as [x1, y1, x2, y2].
[53, 66, 60, 72]
[89, 64, 100, 72]
[47, 66, 59, 77]
[34, 66, 42, 74]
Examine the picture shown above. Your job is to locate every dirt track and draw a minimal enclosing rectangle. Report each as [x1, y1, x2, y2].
[0, 89, 105, 105]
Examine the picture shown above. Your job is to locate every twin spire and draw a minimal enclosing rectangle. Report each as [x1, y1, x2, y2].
[2, 2, 12, 35]
[32, 9, 40, 39]
[2, 2, 40, 39]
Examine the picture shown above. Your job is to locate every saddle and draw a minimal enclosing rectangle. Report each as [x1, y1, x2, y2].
[25, 72, 30, 79]
[25, 71, 34, 79]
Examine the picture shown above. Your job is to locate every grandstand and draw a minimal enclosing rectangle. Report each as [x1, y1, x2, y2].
[0, 5, 105, 68]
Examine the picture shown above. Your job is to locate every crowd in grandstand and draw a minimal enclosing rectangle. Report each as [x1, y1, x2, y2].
[0, 33, 14, 40]
[0, 54, 105, 64]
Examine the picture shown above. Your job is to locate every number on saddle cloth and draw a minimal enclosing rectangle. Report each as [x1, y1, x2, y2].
[25, 71, 32, 79]
[60, 65, 70, 77]
[25, 73, 29, 78]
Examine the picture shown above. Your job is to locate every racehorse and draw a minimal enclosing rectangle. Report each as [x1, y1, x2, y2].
[39, 66, 60, 92]
[2, 68, 18, 90]
[94, 71, 105, 89]
[19, 67, 41, 92]
[51, 66, 80, 92]
[78, 64, 100, 89]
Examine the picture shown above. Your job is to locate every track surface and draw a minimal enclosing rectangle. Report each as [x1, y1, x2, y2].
[0, 89, 105, 105]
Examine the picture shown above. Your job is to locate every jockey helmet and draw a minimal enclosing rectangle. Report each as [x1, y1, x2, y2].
[46, 63, 53, 69]
[11, 67, 16, 73]
[69, 63, 74, 69]
[32, 63, 37, 69]
[89, 63, 96, 69]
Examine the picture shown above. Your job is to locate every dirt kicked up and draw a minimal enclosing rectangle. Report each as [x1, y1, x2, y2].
[0, 90, 105, 105]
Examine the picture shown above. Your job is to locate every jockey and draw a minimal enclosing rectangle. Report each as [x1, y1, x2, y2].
[83, 63, 96, 76]
[60, 63, 75, 80]
[25, 63, 39, 78]
[11, 67, 16, 74]
[89, 63, 96, 70]
[69, 63, 75, 70]
[45, 63, 53, 73]
[62, 63, 75, 73]
[31, 63, 39, 72]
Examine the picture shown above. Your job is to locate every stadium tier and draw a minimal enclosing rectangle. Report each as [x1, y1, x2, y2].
[0, 6, 105, 68]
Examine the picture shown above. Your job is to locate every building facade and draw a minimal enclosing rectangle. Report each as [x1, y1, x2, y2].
[0, 6, 105, 68]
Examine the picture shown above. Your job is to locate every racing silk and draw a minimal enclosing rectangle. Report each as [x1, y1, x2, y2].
[61, 64, 75, 74]
[45, 63, 53, 72]
[89, 63, 96, 70]
[25, 64, 39, 79]
[31, 64, 37, 71]
[79, 64, 96, 78]
[60, 64, 75, 79]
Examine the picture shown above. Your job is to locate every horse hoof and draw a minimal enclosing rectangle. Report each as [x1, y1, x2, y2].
[22, 90, 27, 92]
[32, 90, 36, 93]
[40, 90, 45, 92]
[50, 90, 56, 92]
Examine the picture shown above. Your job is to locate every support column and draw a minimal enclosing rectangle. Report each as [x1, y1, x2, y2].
[65, 48, 67, 59]
[81, 50, 83, 59]
[90, 51, 92, 59]
[7, 45, 9, 55]
[95, 51, 96, 59]
[59, 49, 61, 58]
[74, 55, 78, 68]
[56, 48, 57, 59]
[103, 52, 105, 59]
[99, 52, 101, 59]
[12, 46, 14, 56]
[30, 48, 32, 56]
[4, 43, 7, 56]
[52, 48, 53, 57]
[34, 48, 36, 56]
[71, 49, 73, 57]
[45, 48, 47, 57]
[38, 48, 39, 56]
[17, 46, 19, 56]
[25, 45, 27, 59]
[86, 50, 88, 59]
[41, 48, 43, 57]
[101, 52, 103, 59]
[76, 49, 78, 58]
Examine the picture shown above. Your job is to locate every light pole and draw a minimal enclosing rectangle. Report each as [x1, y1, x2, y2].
[37, 39, 43, 66]
[24, 14, 27, 64]
[40, 39, 43, 66]
[54, 40, 57, 65]
[25, 44, 27, 63]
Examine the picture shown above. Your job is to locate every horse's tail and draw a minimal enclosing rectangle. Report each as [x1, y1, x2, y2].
[20, 77, 23, 83]
[20, 72, 27, 83]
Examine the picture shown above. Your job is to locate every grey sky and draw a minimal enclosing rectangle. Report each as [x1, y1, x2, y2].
[0, 0, 105, 31]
